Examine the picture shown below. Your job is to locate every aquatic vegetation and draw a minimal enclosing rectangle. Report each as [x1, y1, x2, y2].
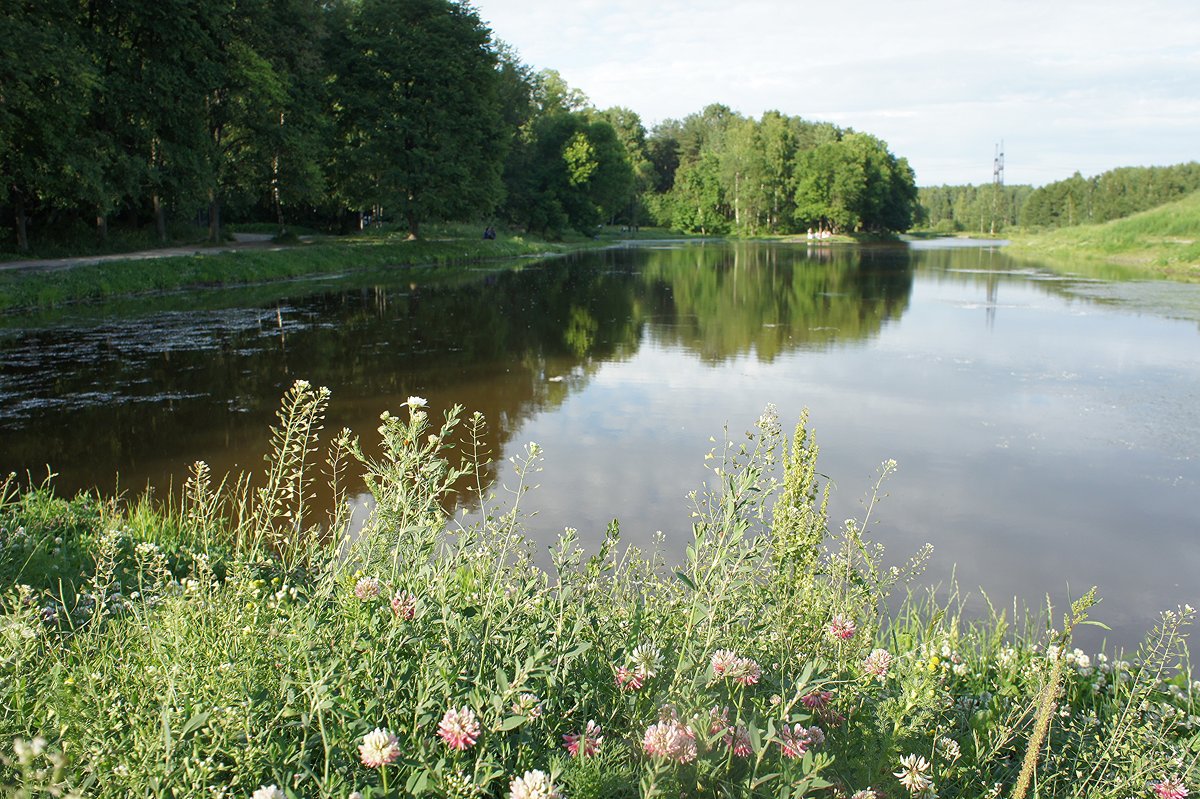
[0, 382, 1195, 797]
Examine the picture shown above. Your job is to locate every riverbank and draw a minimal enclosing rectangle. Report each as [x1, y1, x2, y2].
[0, 386, 1194, 798]
[0, 225, 686, 313]
[1004, 191, 1200, 282]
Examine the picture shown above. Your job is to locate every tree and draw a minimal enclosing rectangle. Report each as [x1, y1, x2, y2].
[596, 106, 653, 227]
[0, 0, 94, 250]
[513, 113, 633, 236]
[329, 0, 505, 238]
[793, 133, 916, 234]
[669, 150, 728, 235]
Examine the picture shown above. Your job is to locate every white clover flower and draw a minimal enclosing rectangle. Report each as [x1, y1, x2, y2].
[508, 769, 561, 799]
[629, 643, 663, 679]
[406, 396, 427, 409]
[251, 786, 285, 799]
[894, 754, 932, 795]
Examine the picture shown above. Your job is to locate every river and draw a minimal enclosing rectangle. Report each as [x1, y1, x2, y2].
[2, 239, 1197, 652]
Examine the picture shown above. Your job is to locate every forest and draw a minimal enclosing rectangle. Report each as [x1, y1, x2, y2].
[1, 0, 919, 252]
[916, 161, 1200, 234]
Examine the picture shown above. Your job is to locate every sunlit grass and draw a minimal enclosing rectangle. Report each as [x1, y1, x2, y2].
[1007, 191, 1200, 281]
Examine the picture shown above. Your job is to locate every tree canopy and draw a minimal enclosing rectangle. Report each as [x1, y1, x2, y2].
[2, 0, 923, 250]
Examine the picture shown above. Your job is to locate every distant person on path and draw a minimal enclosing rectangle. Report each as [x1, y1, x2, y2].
[483, 226, 496, 240]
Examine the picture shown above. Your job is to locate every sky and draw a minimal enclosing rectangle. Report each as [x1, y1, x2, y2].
[474, 0, 1200, 187]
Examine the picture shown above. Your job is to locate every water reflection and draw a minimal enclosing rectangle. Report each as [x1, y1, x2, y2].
[1, 240, 1197, 652]
[0, 243, 914, 499]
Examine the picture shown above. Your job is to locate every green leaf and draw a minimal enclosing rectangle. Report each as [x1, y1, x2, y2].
[500, 714, 525, 731]
[496, 667, 510, 694]
[675, 571, 696, 591]
[180, 710, 210, 738]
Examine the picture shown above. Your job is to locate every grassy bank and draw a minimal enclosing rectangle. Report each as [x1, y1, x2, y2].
[0, 224, 687, 313]
[1005, 192, 1200, 281]
[1, 385, 1195, 798]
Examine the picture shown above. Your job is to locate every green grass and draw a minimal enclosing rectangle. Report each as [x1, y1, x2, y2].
[0, 228, 608, 313]
[0, 223, 701, 313]
[1006, 191, 1200, 281]
[0, 387, 1195, 798]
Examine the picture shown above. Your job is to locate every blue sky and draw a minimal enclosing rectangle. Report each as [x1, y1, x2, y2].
[475, 0, 1200, 187]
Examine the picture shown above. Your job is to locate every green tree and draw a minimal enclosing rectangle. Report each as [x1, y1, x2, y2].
[669, 150, 729, 235]
[596, 106, 654, 227]
[793, 133, 916, 234]
[513, 112, 633, 236]
[329, 0, 505, 238]
[0, 0, 94, 250]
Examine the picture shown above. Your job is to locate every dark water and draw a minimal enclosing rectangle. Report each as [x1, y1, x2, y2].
[2, 240, 1198, 652]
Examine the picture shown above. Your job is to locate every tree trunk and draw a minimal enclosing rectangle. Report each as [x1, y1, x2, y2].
[97, 212, 108, 240]
[406, 210, 419, 240]
[208, 191, 221, 243]
[272, 111, 286, 234]
[271, 155, 285, 233]
[152, 193, 167, 243]
[14, 193, 28, 251]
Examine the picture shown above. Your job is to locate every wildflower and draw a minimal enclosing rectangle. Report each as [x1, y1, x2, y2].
[444, 771, 477, 797]
[390, 590, 417, 619]
[617, 643, 662, 690]
[863, 648, 893, 681]
[438, 707, 481, 750]
[778, 724, 819, 759]
[354, 577, 380, 601]
[512, 693, 544, 718]
[828, 614, 857, 641]
[894, 754, 933, 795]
[563, 720, 603, 757]
[851, 791, 879, 799]
[252, 787, 285, 799]
[1153, 776, 1189, 799]
[359, 728, 400, 768]
[937, 736, 961, 762]
[616, 666, 644, 691]
[731, 656, 762, 686]
[406, 396, 427, 409]
[708, 706, 731, 736]
[509, 769, 561, 799]
[642, 714, 697, 763]
[726, 724, 752, 757]
[807, 725, 826, 746]
[801, 690, 833, 709]
[629, 643, 663, 679]
[711, 649, 739, 677]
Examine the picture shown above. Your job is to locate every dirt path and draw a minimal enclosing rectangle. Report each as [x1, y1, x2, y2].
[0, 233, 289, 274]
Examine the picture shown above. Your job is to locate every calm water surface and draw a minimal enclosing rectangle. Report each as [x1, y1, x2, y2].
[2, 240, 1197, 651]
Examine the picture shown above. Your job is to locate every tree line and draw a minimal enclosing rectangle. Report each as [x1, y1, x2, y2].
[645, 106, 918, 236]
[1, 0, 919, 252]
[916, 161, 1200, 234]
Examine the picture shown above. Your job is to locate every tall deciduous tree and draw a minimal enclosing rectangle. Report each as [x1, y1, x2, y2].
[1, 0, 93, 250]
[330, 0, 505, 238]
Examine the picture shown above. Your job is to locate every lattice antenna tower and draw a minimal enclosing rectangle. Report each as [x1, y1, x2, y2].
[990, 140, 1005, 235]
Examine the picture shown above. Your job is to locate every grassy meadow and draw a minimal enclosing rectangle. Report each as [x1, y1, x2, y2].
[1005, 192, 1200, 281]
[1, 384, 1196, 798]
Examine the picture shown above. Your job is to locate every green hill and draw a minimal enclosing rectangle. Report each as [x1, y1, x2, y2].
[1006, 190, 1200, 280]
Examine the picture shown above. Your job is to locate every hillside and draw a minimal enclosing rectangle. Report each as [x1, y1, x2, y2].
[1006, 190, 1200, 280]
